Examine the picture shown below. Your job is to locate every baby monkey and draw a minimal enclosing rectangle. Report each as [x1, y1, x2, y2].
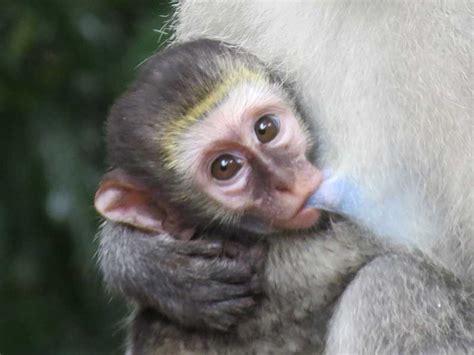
[95, 39, 376, 354]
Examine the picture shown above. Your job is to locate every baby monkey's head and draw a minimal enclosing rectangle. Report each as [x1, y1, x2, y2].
[96, 39, 323, 238]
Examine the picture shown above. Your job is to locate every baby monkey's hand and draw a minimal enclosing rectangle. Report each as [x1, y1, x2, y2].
[98, 222, 266, 332]
[164, 238, 266, 331]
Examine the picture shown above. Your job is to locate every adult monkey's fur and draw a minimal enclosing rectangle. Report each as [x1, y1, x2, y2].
[171, 0, 473, 353]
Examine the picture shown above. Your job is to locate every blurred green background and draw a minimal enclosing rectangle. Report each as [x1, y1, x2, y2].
[0, 1, 172, 354]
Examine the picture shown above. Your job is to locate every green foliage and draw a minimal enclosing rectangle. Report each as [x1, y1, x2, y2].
[0, 1, 172, 353]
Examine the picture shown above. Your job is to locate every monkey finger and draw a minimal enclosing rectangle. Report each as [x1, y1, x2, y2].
[250, 274, 264, 295]
[206, 259, 255, 283]
[199, 313, 238, 332]
[177, 239, 253, 259]
[193, 282, 255, 302]
[215, 297, 257, 317]
[213, 297, 257, 321]
[246, 243, 268, 272]
[176, 240, 226, 257]
[220, 241, 251, 258]
[201, 297, 257, 331]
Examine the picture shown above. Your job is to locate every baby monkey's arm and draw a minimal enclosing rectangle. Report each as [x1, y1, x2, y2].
[95, 169, 266, 331]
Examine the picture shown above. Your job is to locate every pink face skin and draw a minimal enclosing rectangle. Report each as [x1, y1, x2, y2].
[178, 82, 323, 231]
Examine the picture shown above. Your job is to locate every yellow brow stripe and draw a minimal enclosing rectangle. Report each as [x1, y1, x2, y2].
[162, 68, 267, 170]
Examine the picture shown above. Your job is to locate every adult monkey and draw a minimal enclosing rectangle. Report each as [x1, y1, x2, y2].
[172, 1, 473, 353]
[97, 1, 473, 353]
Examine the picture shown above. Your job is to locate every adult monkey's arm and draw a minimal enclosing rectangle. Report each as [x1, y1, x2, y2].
[327, 254, 473, 353]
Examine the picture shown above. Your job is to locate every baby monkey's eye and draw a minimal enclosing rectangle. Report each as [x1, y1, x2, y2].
[211, 154, 243, 180]
[254, 114, 279, 143]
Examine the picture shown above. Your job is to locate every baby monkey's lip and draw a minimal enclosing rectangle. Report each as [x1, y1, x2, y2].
[277, 206, 322, 230]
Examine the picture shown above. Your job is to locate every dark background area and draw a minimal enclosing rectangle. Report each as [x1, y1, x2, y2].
[0, 1, 172, 353]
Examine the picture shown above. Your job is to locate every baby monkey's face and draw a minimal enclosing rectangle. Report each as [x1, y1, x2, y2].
[175, 81, 323, 230]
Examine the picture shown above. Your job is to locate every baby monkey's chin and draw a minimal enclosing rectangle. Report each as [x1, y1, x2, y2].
[274, 207, 321, 230]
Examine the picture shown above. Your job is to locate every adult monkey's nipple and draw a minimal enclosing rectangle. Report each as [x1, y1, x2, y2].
[305, 169, 362, 216]
[306, 169, 428, 246]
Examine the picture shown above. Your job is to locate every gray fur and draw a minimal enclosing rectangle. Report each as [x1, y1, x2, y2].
[327, 254, 473, 354]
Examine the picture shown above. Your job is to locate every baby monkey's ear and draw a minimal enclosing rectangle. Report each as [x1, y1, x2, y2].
[94, 169, 195, 240]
